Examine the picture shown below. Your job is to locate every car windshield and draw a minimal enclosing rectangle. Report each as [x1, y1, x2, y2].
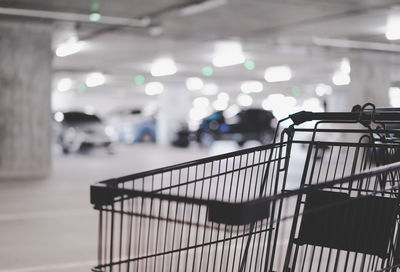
[62, 112, 102, 124]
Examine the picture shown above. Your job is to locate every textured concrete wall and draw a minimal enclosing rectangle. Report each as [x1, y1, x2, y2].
[0, 22, 52, 180]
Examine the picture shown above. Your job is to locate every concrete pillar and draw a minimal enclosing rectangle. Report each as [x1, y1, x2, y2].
[0, 21, 52, 180]
[347, 52, 391, 109]
[157, 83, 191, 145]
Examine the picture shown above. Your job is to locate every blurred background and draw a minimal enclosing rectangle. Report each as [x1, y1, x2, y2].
[1, 0, 400, 271]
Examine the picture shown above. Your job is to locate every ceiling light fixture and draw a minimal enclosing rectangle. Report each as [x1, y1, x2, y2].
[145, 82, 164, 95]
[186, 77, 204, 91]
[217, 92, 229, 101]
[57, 78, 72, 92]
[389, 87, 400, 107]
[85, 72, 105, 87]
[193, 97, 210, 108]
[150, 58, 177, 77]
[240, 81, 263, 93]
[202, 66, 213, 77]
[315, 83, 333, 96]
[89, 0, 101, 22]
[340, 58, 351, 74]
[213, 99, 228, 111]
[180, 0, 227, 16]
[202, 83, 219, 95]
[237, 93, 253, 107]
[55, 37, 85, 57]
[212, 41, 245, 67]
[332, 71, 350, 86]
[386, 9, 400, 40]
[264, 65, 292, 83]
[244, 60, 255, 70]
[134, 75, 145, 86]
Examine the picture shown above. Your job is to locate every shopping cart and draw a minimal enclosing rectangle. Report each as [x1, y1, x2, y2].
[90, 104, 400, 271]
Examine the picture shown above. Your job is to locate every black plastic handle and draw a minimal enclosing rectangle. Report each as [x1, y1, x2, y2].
[289, 111, 400, 126]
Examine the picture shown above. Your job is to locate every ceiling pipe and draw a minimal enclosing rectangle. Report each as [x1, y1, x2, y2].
[312, 36, 400, 53]
[0, 7, 150, 28]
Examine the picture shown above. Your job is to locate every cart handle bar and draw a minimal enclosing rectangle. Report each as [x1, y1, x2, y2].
[289, 111, 400, 126]
[91, 160, 400, 225]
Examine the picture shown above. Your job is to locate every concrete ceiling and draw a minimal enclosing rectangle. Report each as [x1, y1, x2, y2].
[2, 0, 400, 112]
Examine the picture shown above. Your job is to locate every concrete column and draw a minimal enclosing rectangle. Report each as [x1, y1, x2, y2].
[157, 83, 191, 145]
[347, 52, 391, 109]
[0, 21, 52, 180]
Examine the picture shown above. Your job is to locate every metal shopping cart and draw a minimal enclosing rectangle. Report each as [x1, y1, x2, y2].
[90, 104, 400, 271]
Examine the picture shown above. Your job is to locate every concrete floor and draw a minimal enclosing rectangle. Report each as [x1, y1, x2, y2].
[0, 143, 211, 272]
[0, 141, 306, 272]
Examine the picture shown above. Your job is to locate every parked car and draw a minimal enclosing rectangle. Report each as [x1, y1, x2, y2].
[106, 108, 156, 143]
[197, 108, 277, 146]
[55, 111, 115, 154]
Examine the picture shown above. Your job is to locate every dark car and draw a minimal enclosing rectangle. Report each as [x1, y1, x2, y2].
[197, 108, 277, 146]
[55, 111, 115, 154]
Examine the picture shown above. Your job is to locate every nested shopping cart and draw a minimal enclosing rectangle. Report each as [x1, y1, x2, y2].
[90, 104, 400, 271]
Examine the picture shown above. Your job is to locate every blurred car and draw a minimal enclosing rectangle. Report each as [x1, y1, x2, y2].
[197, 108, 277, 146]
[106, 108, 156, 143]
[55, 111, 115, 154]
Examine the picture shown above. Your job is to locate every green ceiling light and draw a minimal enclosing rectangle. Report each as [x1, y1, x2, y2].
[91, 0, 100, 11]
[202, 66, 213, 77]
[244, 60, 255, 70]
[134, 75, 145, 86]
[90, 12, 102, 22]
[292, 86, 301, 97]
[90, 0, 101, 22]
[77, 83, 86, 93]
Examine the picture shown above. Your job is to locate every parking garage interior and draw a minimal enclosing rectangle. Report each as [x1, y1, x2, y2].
[2, 0, 400, 271]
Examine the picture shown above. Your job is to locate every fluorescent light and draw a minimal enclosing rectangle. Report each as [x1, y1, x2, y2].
[217, 92, 229, 101]
[262, 94, 298, 119]
[389, 87, 400, 107]
[332, 71, 350, 86]
[85, 72, 105, 87]
[240, 81, 263, 93]
[213, 54, 245, 67]
[212, 41, 245, 67]
[145, 82, 164, 95]
[315, 83, 333, 96]
[185, 77, 204, 91]
[193, 97, 210, 108]
[340, 58, 351, 74]
[264, 66, 292, 83]
[386, 13, 400, 40]
[212, 99, 228, 111]
[237, 93, 253, 107]
[180, 0, 227, 16]
[57, 78, 72, 92]
[56, 38, 85, 57]
[202, 83, 219, 95]
[150, 58, 177, 77]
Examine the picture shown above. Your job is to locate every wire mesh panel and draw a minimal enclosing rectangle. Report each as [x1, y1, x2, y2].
[91, 105, 400, 272]
[91, 142, 291, 272]
[281, 163, 400, 272]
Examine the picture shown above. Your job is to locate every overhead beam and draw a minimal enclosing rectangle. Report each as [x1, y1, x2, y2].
[0, 7, 150, 28]
[312, 36, 400, 53]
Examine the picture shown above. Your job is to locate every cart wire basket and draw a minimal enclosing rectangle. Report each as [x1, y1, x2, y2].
[90, 104, 400, 271]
